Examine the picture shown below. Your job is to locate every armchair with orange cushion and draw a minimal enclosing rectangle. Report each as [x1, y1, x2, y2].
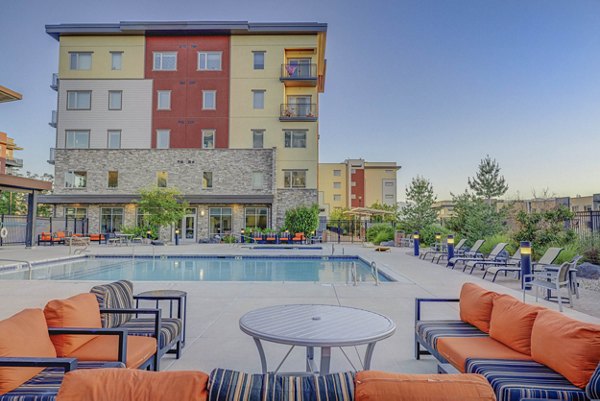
[37, 232, 54, 246]
[52, 231, 67, 245]
[88, 233, 106, 244]
[292, 232, 305, 244]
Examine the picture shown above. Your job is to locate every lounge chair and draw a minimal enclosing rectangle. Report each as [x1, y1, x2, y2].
[430, 239, 467, 263]
[445, 240, 485, 269]
[462, 243, 509, 274]
[483, 247, 562, 281]
[481, 249, 521, 281]
[419, 241, 446, 260]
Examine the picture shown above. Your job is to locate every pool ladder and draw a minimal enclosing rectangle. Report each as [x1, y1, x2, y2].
[0, 258, 34, 280]
[350, 261, 379, 286]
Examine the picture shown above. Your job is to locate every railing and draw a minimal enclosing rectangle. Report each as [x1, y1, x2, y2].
[569, 211, 600, 236]
[48, 148, 55, 164]
[0, 259, 33, 280]
[49, 110, 57, 128]
[50, 73, 58, 90]
[280, 63, 317, 80]
[279, 103, 317, 121]
[4, 158, 23, 168]
[0, 215, 88, 246]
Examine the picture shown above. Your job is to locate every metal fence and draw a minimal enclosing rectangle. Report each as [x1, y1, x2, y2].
[569, 211, 600, 237]
[321, 219, 395, 243]
[0, 215, 88, 246]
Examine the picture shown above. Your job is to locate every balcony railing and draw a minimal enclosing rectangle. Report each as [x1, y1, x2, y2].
[48, 148, 55, 165]
[280, 64, 317, 86]
[5, 158, 23, 168]
[49, 110, 57, 128]
[280, 104, 318, 121]
[50, 73, 58, 91]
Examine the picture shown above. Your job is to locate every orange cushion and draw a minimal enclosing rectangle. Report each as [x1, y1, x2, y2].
[355, 371, 495, 401]
[44, 293, 102, 356]
[0, 309, 57, 395]
[437, 337, 532, 372]
[57, 368, 208, 401]
[68, 335, 156, 369]
[459, 283, 498, 333]
[489, 294, 543, 355]
[531, 309, 600, 388]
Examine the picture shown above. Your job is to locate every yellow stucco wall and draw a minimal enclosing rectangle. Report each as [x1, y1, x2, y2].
[59, 36, 145, 79]
[318, 163, 348, 214]
[230, 35, 320, 189]
[364, 165, 398, 206]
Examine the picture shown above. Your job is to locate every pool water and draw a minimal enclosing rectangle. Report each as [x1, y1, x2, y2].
[1, 256, 392, 282]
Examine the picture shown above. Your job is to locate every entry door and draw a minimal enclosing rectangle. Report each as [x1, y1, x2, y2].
[287, 95, 311, 117]
[177, 208, 197, 243]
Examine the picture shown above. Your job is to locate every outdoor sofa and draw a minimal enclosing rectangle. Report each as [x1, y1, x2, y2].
[415, 282, 600, 401]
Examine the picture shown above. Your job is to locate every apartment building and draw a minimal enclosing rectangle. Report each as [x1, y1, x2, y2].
[0, 132, 23, 175]
[42, 21, 327, 241]
[318, 159, 400, 217]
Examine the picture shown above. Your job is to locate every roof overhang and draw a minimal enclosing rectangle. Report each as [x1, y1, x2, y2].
[0, 174, 52, 192]
[0, 86, 22, 103]
[38, 194, 274, 205]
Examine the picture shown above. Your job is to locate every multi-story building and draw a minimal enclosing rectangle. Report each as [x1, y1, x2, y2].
[318, 159, 400, 217]
[42, 21, 327, 241]
[0, 132, 23, 175]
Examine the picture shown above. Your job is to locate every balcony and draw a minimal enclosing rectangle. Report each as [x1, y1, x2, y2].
[279, 104, 318, 122]
[48, 148, 55, 165]
[50, 73, 58, 91]
[5, 157, 23, 168]
[49, 110, 57, 128]
[280, 64, 317, 87]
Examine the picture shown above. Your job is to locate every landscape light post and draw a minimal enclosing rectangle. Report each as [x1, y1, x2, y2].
[520, 241, 532, 290]
[447, 235, 454, 261]
[413, 231, 420, 256]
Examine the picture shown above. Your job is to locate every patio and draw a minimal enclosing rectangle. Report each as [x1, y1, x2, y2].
[0, 243, 598, 374]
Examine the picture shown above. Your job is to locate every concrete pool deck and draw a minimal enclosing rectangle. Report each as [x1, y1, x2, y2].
[0, 243, 598, 374]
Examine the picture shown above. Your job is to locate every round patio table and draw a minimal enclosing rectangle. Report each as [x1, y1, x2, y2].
[239, 304, 396, 374]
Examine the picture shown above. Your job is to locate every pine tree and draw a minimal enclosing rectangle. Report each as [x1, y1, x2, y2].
[468, 155, 509, 204]
[400, 176, 438, 232]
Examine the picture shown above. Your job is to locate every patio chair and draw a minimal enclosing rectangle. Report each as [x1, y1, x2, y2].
[445, 240, 485, 269]
[483, 247, 563, 282]
[481, 249, 521, 281]
[90, 280, 183, 371]
[462, 243, 509, 274]
[532, 247, 563, 272]
[522, 258, 576, 312]
[430, 239, 467, 263]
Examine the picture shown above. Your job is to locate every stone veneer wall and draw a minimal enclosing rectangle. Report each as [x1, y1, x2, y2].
[273, 189, 318, 228]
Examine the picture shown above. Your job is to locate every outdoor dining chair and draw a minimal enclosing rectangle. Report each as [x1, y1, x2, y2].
[522, 258, 576, 312]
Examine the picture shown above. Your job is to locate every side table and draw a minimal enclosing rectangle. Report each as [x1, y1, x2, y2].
[135, 290, 188, 349]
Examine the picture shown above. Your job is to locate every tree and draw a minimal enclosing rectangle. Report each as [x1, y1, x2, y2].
[447, 191, 506, 244]
[468, 155, 508, 204]
[368, 201, 400, 223]
[400, 176, 437, 232]
[283, 204, 319, 235]
[136, 187, 188, 236]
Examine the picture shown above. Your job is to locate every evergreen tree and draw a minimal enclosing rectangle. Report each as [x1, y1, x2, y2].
[400, 176, 438, 232]
[468, 155, 509, 203]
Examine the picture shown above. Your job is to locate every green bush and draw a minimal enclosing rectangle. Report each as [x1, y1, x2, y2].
[419, 224, 453, 246]
[120, 225, 157, 239]
[366, 223, 394, 244]
[578, 235, 600, 265]
[479, 233, 518, 256]
[283, 205, 319, 235]
[222, 235, 236, 244]
[552, 242, 580, 265]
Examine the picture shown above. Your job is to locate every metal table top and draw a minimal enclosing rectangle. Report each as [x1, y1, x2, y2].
[239, 304, 396, 348]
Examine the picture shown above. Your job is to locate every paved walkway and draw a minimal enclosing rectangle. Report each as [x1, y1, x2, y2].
[0, 243, 597, 374]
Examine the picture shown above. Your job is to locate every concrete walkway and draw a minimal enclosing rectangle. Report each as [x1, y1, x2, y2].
[0, 243, 597, 374]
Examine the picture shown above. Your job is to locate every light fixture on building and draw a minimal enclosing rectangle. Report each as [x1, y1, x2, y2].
[200, 210, 205, 216]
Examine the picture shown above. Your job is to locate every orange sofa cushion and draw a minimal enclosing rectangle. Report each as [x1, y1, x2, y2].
[355, 371, 495, 401]
[44, 293, 102, 356]
[437, 337, 532, 372]
[489, 294, 543, 355]
[459, 283, 497, 333]
[67, 335, 156, 369]
[531, 309, 600, 388]
[0, 309, 57, 395]
[57, 368, 208, 401]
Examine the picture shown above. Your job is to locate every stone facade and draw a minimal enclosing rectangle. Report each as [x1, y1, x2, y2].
[274, 189, 318, 228]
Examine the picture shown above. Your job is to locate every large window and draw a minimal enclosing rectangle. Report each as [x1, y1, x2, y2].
[245, 207, 268, 230]
[136, 208, 150, 227]
[65, 171, 87, 188]
[107, 130, 121, 149]
[157, 171, 168, 187]
[283, 170, 306, 188]
[202, 172, 213, 189]
[108, 91, 122, 110]
[108, 171, 118, 188]
[252, 90, 265, 109]
[198, 52, 222, 71]
[153, 52, 177, 71]
[66, 91, 91, 110]
[110, 51, 122, 70]
[69, 52, 92, 70]
[65, 207, 87, 219]
[202, 90, 216, 110]
[156, 130, 170, 149]
[157, 90, 171, 110]
[284, 130, 307, 148]
[101, 208, 123, 233]
[202, 130, 215, 149]
[209, 207, 231, 235]
[65, 130, 90, 149]
[252, 130, 264, 148]
[253, 51, 265, 70]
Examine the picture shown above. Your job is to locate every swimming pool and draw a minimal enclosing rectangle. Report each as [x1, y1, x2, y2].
[0, 256, 393, 283]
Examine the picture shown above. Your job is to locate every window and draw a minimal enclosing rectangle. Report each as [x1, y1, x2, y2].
[286, 95, 312, 117]
[153, 52, 177, 71]
[385, 181, 394, 187]
[284, 131, 307, 148]
[385, 194, 394, 199]
[351, 194, 356, 200]
[108, 171, 118, 188]
[66, 91, 91, 110]
[157, 90, 171, 110]
[351, 168, 356, 174]
[111, 52, 122, 70]
[252, 90, 265, 109]
[351, 181, 357, 187]
[65, 130, 90, 149]
[209, 207, 231, 235]
[107, 130, 121, 149]
[245, 207, 268, 230]
[252, 130, 264, 148]
[283, 170, 306, 188]
[333, 195, 341, 202]
[108, 91, 122, 110]
[136, 208, 150, 227]
[286, 58, 311, 78]
[253, 51, 265, 70]
[202, 90, 216, 110]
[203, 172, 213, 189]
[65, 171, 87, 188]
[69, 52, 92, 70]
[157, 171, 168, 187]
[101, 208, 123, 233]
[156, 130, 170, 149]
[252, 172, 264, 189]
[333, 182, 341, 189]
[198, 52, 222, 71]
[65, 207, 87, 219]
[202, 130, 215, 149]
[333, 169, 341, 176]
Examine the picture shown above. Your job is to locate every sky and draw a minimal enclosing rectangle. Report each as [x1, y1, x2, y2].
[1, 0, 600, 201]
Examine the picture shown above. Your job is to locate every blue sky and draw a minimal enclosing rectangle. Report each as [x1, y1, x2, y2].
[1, 0, 599, 200]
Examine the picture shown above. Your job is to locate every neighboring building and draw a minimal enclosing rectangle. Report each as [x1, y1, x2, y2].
[432, 200, 455, 225]
[42, 21, 327, 241]
[570, 194, 600, 212]
[0, 132, 23, 175]
[318, 159, 400, 217]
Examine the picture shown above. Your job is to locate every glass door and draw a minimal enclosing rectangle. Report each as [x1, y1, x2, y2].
[288, 58, 311, 78]
[176, 208, 197, 243]
[287, 95, 311, 118]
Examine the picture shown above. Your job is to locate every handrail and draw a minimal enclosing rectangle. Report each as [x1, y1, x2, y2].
[371, 261, 379, 286]
[0, 259, 33, 280]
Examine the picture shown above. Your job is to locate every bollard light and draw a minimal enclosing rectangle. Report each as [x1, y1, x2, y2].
[520, 241, 532, 290]
[413, 231, 420, 257]
[175, 229, 180, 246]
[241, 229, 245, 243]
[435, 233, 441, 241]
[447, 235, 455, 261]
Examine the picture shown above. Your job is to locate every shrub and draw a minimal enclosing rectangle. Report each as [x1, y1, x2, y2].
[222, 235, 236, 244]
[419, 224, 453, 246]
[576, 235, 600, 265]
[552, 242, 580, 265]
[283, 205, 319, 235]
[366, 223, 394, 244]
[479, 233, 518, 256]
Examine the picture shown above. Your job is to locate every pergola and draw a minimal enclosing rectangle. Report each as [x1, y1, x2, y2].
[343, 207, 396, 218]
